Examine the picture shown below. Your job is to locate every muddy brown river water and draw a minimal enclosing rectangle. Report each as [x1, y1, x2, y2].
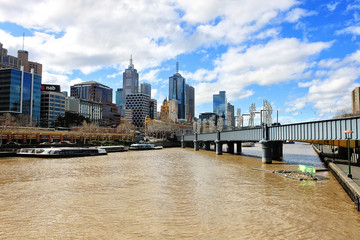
[1, 143, 360, 239]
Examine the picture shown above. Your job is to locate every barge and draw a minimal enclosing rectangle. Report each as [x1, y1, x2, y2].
[17, 147, 107, 157]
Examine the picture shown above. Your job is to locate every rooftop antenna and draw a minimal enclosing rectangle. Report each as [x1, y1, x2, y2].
[130, 54, 133, 67]
[176, 56, 179, 73]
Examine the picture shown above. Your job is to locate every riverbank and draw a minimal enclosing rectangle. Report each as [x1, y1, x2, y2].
[314, 145, 360, 210]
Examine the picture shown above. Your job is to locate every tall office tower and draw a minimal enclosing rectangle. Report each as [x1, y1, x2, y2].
[149, 99, 157, 119]
[353, 87, 360, 114]
[123, 56, 139, 105]
[227, 102, 235, 129]
[125, 93, 150, 128]
[70, 81, 119, 126]
[169, 60, 186, 119]
[139, 82, 151, 98]
[213, 91, 227, 117]
[116, 88, 123, 107]
[185, 84, 195, 122]
[40, 84, 65, 127]
[0, 67, 41, 125]
[169, 99, 178, 123]
[18, 50, 42, 76]
[70, 81, 112, 103]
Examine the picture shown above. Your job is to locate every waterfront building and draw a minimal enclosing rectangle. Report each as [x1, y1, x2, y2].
[185, 84, 195, 122]
[0, 42, 42, 76]
[0, 67, 41, 125]
[125, 93, 150, 128]
[353, 87, 360, 114]
[169, 99, 178, 123]
[66, 97, 102, 125]
[169, 61, 186, 120]
[139, 82, 151, 98]
[70, 81, 112, 103]
[199, 112, 218, 124]
[123, 56, 139, 104]
[40, 84, 65, 127]
[70, 81, 119, 126]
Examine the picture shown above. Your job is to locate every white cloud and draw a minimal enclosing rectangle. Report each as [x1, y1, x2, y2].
[327, 2, 340, 12]
[287, 50, 360, 115]
[189, 38, 331, 105]
[336, 26, 360, 36]
[285, 8, 317, 23]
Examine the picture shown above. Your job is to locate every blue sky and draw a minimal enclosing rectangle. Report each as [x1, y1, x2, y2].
[0, 0, 360, 125]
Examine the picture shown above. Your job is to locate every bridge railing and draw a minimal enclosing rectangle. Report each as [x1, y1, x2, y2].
[182, 116, 360, 142]
[269, 117, 360, 141]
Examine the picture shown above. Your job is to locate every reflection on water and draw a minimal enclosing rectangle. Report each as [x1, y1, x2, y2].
[0, 144, 360, 239]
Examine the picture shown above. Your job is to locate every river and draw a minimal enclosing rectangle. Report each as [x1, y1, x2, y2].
[1, 143, 360, 239]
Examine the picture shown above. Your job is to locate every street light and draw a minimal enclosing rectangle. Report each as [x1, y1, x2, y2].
[344, 130, 353, 178]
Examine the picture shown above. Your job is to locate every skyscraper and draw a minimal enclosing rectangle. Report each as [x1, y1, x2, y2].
[213, 91, 227, 117]
[0, 67, 41, 125]
[70, 81, 112, 103]
[116, 88, 123, 107]
[123, 56, 139, 105]
[185, 84, 195, 122]
[353, 87, 360, 114]
[169, 60, 186, 119]
[139, 82, 151, 98]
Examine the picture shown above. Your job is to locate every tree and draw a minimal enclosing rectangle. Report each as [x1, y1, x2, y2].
[55, 112, 90, 128]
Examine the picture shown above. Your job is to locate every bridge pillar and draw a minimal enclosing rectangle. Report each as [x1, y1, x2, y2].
[272, 141, 283, 161]
[181, 135, 185, 148]
[194, 140, 199, 151]
[227, 142, 235, 154]
[215, 140, 223, 155]
[193, 132, 199, 151]
[235, 142, 242, 155]
[204, 142, 211, 151]
[260, 139, 272, 164]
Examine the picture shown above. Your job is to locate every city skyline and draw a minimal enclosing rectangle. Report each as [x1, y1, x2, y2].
[0, 1, 359, 124]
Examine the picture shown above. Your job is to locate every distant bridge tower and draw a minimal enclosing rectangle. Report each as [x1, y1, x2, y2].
[249, 103, 256, 127]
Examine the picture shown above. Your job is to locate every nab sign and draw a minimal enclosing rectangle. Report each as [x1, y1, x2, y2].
[41, 84, 60, 92]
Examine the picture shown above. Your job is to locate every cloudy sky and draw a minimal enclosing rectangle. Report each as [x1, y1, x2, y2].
[0, 0, 359, 124]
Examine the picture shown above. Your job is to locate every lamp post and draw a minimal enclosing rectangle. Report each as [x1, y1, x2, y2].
[344, 130, 353, 178]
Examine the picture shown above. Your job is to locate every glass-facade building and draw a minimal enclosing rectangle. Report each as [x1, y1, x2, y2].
[41, 91, 65, 127]
[213, 91, 227, 117]
[123, 57, 139, 105]
[116, 88, 123, 107]
[139, 82, 151, 98]
[0, 68, 41, 125]
[169, 72, 186, 119]
[70, 81, 112, 103]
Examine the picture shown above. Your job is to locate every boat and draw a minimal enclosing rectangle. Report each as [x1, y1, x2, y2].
[17, 147, 107, 157]
[97, 145, 128, 153]
[129, 143, 163, 150]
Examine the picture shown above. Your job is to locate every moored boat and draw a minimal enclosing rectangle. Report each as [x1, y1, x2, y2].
[129, 143, 163, 150]
[17, 147, 107, 157]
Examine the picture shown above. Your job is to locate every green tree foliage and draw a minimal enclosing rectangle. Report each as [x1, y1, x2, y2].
[54, 112, 90, 127]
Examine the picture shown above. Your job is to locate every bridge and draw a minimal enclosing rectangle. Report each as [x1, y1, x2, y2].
[180, 116, 360, 164]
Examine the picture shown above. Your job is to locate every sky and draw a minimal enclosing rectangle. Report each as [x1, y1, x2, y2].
[0, 0, 360, 125]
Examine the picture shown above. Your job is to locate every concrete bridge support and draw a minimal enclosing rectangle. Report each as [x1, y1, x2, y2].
[204, 142, 211, 151]
[227, 142, 235, 154]
[215, 141, 223, 155]
[260, 140, 272, 164]
[235, 142, 242, 155]
[193, 133, 199, 151]
[272, 141, 283, 161]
